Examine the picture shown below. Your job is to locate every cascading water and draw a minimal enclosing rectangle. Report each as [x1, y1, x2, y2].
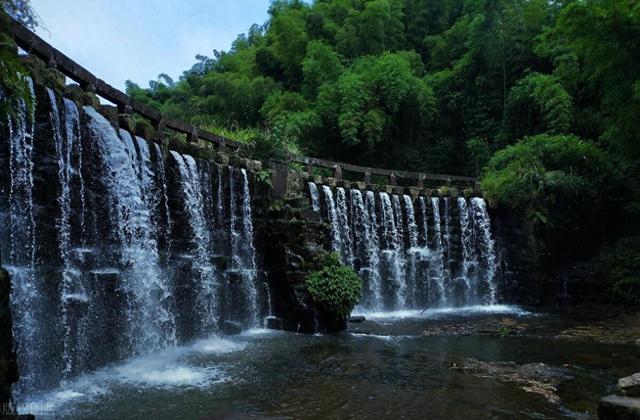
[380, 193, 407, 308]
[323, 185, 351, 263]
[403, 195, 419, 306]
[308, 182, 320, 212]
[471, 197, 498, 304]
[2, 88, 263, 400]
[430, 197, 448, 304]
[310, 186, 500, 312]
[336, 187, 354, 265]
[457, 197, 477, 303]
[229, 167, 260, 327]
[350, 190, 382, 310]
[170, 151, 219, 334]
[2, 80, 43, 395]
[89, 113, 176, 354]
[52, 90, 89, 379]
[153, 143, 172, 257]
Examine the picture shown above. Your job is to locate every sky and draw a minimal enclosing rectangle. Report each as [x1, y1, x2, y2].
[30, 0, 272, 91]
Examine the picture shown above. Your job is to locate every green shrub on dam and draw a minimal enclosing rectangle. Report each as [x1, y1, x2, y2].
[306, 252, 362, 321]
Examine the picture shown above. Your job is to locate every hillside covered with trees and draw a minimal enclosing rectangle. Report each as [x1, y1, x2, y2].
[126, 0, 640, 300]
[127, 0, 637, 177]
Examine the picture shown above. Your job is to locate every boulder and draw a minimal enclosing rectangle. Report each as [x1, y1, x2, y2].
[220, 321, 243, 336]
[599, 395, 640, 420]
[619, 374, 640, 397]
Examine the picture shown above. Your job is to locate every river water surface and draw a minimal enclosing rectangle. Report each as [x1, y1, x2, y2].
[22, 306, 639, 419]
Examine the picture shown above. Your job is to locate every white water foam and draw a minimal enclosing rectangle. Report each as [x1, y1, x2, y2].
[354, 305, 531, 320]
[17, 336, 250, 416]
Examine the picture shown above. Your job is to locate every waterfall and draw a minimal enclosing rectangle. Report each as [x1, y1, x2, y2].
[4, 80, 40, 394]
[308, 182, 320, 212]
[51, 90, 87, 379]
[153, 143, 172, 257]
[86, 110, 176, 354]
[430, 197, 448, 305]
[442, 197, 453, 288]
[3, 88, 264, 400]
[404, 196, 419, 249]
[457, 198, 476, 304]
[336, 187, 353, 264]
[471, 198, 498, 304]
[380, 193, 407, 308]
[229, 168, 260, 327]
[402, 195, 419, 306]
[60, 97, 88, 378]
[321, 185, 353, 263]
[351, 190, 382, 310]
[170, 151, 219, 334]
[314, 188, 500, 312]
[419, 197, 429, 249]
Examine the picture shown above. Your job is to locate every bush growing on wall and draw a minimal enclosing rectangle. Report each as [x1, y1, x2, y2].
[305, 252, 362, 321]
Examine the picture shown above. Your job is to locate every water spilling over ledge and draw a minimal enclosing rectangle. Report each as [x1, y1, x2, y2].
[310, 182, 500, 312]
[0, 83, 266, 399]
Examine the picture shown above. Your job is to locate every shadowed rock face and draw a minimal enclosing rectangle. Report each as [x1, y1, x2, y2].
[0, 269, 19, 415]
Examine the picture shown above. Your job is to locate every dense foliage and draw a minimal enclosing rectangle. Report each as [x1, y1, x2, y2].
[0, 0, 37, 115]
[305, 252, 362, 320]
[595, 237, 640, 305]
[482, 134, 622, 262]
[122, 0, 640, 277]
[126, 0, 639, 183]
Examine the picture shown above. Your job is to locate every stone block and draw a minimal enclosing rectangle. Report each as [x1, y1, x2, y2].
[619, 374, 640, 397]
[599, 395, 640, 419]
[409, 187, 421, 197]
[324, 177, 337, 187]
[43, 67, 66, 92]
[63, 84, 84, 104]
[383, 185, 394, 194]
[82, 92, 100, 109]
[393, 186, 405, 195]
[355, 181, 367, 190]
[118, 114, 136, 133]
[249, 160, 262, 172]
[312, 175, 323, 185]
[337, 180, 351, 189]
[135, 120, 154, 141]
[98, 105, 119, 129]
[228, 155, 246, 168]
[216, 152, 230, 166]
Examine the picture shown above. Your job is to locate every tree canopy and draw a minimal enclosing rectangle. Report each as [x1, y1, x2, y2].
[124, 1, 635, 179]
